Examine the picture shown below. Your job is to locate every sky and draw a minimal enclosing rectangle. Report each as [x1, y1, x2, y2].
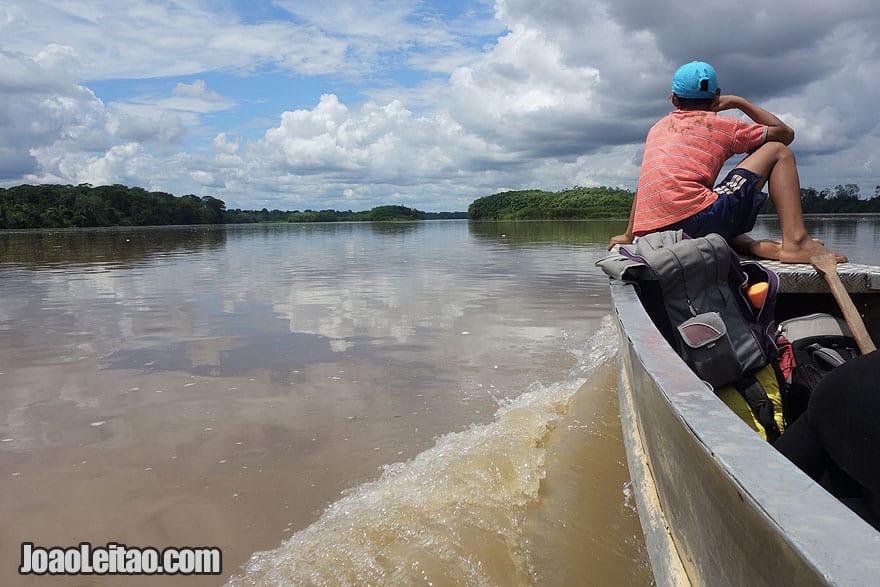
[1, 0, 878, 212]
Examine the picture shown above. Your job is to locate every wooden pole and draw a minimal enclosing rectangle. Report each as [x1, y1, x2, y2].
[810, 254, 877, 354]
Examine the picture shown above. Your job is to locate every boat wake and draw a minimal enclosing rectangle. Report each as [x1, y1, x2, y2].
[227, 317, 620, 586]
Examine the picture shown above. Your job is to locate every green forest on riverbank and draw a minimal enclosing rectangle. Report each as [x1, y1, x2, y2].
[467, 187, 633, 220]
[469, 183, 880, 220]
[1, 182, 879, 229]
[0, 184, 465, 229]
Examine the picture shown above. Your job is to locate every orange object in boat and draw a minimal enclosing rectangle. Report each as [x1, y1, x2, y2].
[747, 282, 768, 308]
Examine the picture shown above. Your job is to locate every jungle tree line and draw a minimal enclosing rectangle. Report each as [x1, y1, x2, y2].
[0, 185, 466, 229]
[467, 187, 635, 220]
[773, 184, 880, 214]
[2, 182, 879, 229]
[0, 184, 226, 229]
[468, 184, 880, 220]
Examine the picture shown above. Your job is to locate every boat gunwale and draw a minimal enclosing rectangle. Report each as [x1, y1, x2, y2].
[611, 277, 880, 585]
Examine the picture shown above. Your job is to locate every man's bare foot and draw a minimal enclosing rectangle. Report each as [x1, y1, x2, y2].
[778, 239, 848, 264]
[730, 234, 843, 262]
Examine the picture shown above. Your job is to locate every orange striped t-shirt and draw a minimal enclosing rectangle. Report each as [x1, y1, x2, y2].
[633, 110, 767, 234]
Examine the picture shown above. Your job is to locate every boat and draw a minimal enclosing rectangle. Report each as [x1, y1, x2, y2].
[609, 257, 880, 585]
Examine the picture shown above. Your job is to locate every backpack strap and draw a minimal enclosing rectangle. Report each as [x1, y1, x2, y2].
[734, 373, 781, 443]
[806, 343, 848, 368]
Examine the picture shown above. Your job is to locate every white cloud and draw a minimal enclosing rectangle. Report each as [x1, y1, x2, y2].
[0, 47, 72, 93]
[213, 133, 240, 156]
[276, 0, 421, 39]
[0, 49, 111, 176]
[108, 105, 189, 144]
[156, 80, 235, 114]
[27, 142, 145, 187]
[0, 1, 353, 80]
[447, 24, 603, 152]
[33, 44, 81, 82]
[0, 50, 208, 183]
[0, 3, 25, 27]
[232, 93, 515, 209]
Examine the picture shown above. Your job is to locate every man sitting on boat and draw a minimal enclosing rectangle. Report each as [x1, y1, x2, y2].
[608, 60, 847, 264]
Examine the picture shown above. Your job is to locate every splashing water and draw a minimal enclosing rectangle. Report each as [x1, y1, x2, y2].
[227, 318, 621, 586]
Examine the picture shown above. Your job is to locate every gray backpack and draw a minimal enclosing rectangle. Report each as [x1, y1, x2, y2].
[598, 231, 778, 389]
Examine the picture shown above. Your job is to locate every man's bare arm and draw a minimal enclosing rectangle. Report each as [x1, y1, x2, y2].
[714, 95, 794, 145]
[607, 192, 638, 250]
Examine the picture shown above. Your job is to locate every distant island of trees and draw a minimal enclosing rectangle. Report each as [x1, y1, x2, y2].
[468, 187, 634, 220]
[0, 184, 465, 229]
[469, 183, 880, 220]
[1, 182, 878, 229]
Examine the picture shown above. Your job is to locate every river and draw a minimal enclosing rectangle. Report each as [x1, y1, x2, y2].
[1, 216, 877, 585]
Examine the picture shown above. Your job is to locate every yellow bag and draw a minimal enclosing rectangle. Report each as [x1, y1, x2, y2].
[715, 363, 785, 442]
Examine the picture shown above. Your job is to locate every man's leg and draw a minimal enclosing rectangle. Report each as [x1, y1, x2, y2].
[730, 234, 781, 259]
[731, 234, 826, 259]
[736, 143, 847, 263]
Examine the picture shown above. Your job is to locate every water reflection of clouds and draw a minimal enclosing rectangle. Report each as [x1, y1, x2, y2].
[2, 222, 606, 388]
[270, 265, 468, 344]
[104, 333, 338, 378]
[203, 225, 472, 345]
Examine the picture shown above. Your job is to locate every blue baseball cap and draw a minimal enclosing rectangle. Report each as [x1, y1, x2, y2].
[671, 61, 719, 99]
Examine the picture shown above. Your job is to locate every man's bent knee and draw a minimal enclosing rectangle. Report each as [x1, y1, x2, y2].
[754, 141, 792, 160]
[736, 142, 794, 177]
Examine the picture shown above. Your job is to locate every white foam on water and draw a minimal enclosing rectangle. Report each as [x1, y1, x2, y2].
[227, 317, 620, 586]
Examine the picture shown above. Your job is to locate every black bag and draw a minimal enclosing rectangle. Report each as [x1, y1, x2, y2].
[777, 313, 860, 422]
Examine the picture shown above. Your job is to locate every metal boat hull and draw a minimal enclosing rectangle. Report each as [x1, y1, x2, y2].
[611, 273, 880, 586]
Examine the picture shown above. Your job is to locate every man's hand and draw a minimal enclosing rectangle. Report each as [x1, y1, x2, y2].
[608, 233, 634, 250]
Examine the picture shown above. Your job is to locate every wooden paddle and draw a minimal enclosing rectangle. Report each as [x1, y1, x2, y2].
[810, 254, 877, 354]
